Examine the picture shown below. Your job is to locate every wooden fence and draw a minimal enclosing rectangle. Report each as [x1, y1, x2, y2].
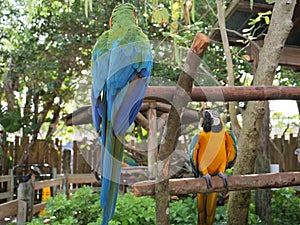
[1, 134, 299, 176]
[0, 136, 94, 176]
[270, 133, 300, 172]
[0, 172, 98, 223]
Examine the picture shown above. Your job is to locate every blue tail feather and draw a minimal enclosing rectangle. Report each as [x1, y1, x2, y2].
[100, 120, 124, 225]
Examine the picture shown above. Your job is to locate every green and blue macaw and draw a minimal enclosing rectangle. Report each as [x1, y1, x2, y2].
[91, 3, 152, 225]
[188, 110, 237, 225]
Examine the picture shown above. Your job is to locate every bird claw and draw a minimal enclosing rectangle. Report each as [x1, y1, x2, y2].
[203, 174, 212, 189]
[217, 172, 228, 192]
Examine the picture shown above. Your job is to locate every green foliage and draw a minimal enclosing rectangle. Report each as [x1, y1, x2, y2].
[26, 186, 300, 225]
[29, 186, 100, 224]
[272, 188, 300, 225]
[111, 193, 156, 225]
[170, 196, 197, 224]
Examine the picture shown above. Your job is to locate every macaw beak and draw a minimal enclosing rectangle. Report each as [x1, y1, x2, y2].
[203, 110, 220, 126]
[203, 110, 213, 126]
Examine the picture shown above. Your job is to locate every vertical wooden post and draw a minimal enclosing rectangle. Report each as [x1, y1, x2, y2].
[8, 169, 14, 201]
[14, 136, 20, 166]
[147, 102, 158, 180]
[2, 141, 8, 175]
[73, 141, 78, 174]
[17, 182, 34, 224]
[57, 139, 62, 174]
[63, 149, 71, 197]
[52, 167, 57, 196]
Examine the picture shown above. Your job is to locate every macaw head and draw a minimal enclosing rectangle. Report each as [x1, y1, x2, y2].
[202, 110, 223, 133]
[294, 148, 300, 163]
[109, 3, 138, 28]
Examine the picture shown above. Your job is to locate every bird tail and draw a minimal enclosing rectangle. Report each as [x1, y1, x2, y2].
[197, 192, 217, 225]
[100, 120, 124, 225]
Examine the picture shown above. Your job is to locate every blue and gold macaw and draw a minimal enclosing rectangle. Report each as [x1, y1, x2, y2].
[91, 3, 152, 225]
[188, 110, 237, 225]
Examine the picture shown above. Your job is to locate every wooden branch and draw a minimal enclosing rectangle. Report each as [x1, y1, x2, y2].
[124, 143, 148, 156]
[135, 112, 149, 131]
[155, 33, 210, 225]
[133, 172, 300, 197]
[65, 86, 299, 126]
[145, 86, 300, 102]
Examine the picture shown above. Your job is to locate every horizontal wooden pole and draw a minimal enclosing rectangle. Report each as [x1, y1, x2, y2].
[65, 86, 299, 126]
[0, 192, 11, 200]
[0, 175, 12, 182]
[67, 174, 97, 184]
[145, 86, 300, 102]
[132, 172, 300, 196]
[33, 202, 47, 214]
[33, 177, 64, 190]
[0, 199, 18, 220]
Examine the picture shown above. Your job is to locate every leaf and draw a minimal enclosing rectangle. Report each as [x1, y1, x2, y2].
[0, 108, 23, 132]
[264, 16, 270, 24]
[250, 0, 254, 10]
[258, 10, 272, 16]
[248, 17, 261, 25]
[265, 0, 275, 4]
[85, 0, 88, 17]
[171, 2, 181, 21]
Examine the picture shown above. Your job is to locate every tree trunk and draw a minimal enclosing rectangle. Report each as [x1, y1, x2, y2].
[227, 1, 296, 224]
[216, 0, 241, 138]
[297, 100, 300, 148]
[255, 104, 272, 224]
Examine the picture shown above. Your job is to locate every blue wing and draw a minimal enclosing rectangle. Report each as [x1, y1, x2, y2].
[188, 133, 200, 178]
[225, 130, 238, 169]
[91, 32, 152, 225]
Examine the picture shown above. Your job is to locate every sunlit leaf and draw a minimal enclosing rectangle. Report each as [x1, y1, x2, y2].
[250, 0, 254, 10]
[171, 1, 181, 21]
[265, 0, 276, 4]
[264, 16, 270, 24]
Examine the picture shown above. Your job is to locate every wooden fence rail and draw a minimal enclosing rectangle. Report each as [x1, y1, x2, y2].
[0, 173, 98, 222]
[0, 172, 13, 202]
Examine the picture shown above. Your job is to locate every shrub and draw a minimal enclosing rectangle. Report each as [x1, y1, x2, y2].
[272, 188, 300, 225]
[26, 186, 300, 225]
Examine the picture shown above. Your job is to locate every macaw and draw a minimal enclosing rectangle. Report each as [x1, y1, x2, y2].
[188, 110, 237, 225]
[122, 152, 139, 167]
[91, 3, 152, 225]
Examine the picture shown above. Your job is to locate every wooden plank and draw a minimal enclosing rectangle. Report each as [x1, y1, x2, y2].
[0, 175, 12, 182]
[33, 202, 47, 214]
[67, 174, 96, 184]
[33, 177, 64, 190]
[0, 192, 10, 200]
[280, 46, 300, 68]
[0, 199, 18, 220]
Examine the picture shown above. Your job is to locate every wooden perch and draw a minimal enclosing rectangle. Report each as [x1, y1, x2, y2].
[145, 86, 300, 102]
[133, 172, 300, 196]
[64, 85, 300, 126]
